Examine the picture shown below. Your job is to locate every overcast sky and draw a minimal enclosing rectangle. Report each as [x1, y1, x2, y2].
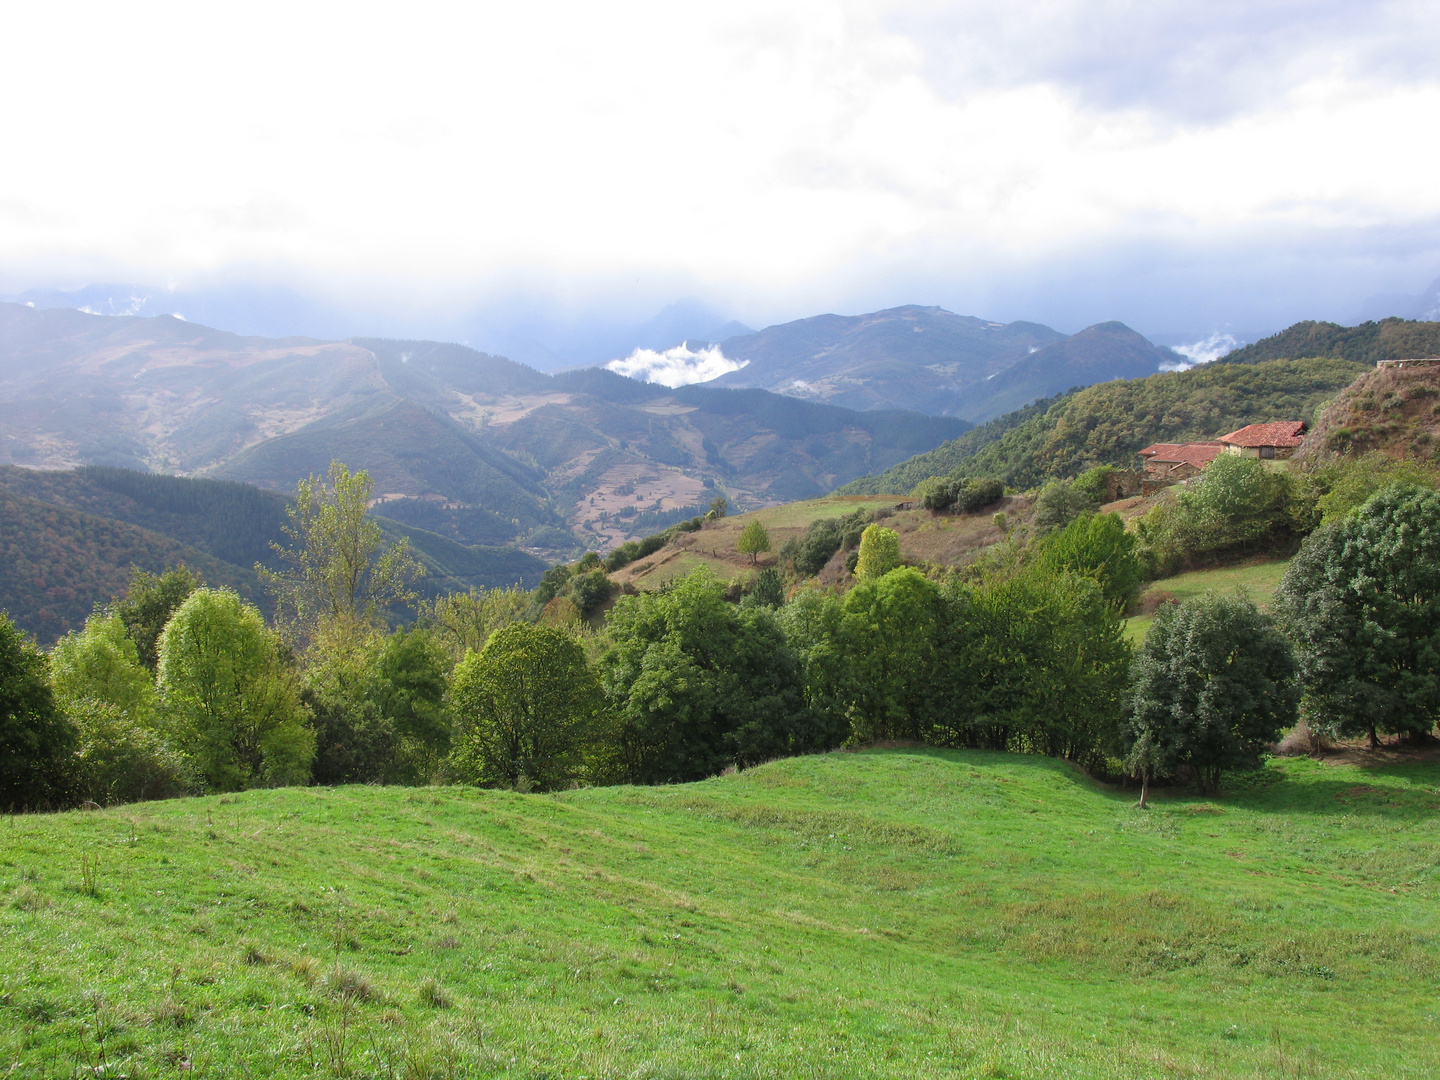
[3, 0, 1438, 348]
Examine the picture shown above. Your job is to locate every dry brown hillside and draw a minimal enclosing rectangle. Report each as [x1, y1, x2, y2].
[1298, 361, 1440, 462]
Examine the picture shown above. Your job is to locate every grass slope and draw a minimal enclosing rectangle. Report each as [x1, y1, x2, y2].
[4, 749, 1438, 1078]
[1124, 559, 1291, 644]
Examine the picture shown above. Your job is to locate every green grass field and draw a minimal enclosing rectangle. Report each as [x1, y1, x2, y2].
[4, 748, 1438, 1078]
[1125, 559, 1292, 644]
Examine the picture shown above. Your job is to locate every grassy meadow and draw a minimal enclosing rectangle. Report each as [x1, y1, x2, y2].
[4, 748, 1439, 1078]
[1125, 560, 1292, 644]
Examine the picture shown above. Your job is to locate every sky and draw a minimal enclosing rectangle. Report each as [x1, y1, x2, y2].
[3, 0, 1439, 363]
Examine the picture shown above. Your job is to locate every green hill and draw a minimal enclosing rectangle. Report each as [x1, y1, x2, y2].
[1220, 317, 1440, 366]
[4, 749, 1438, 1077]
[840, 357, 1367, 494]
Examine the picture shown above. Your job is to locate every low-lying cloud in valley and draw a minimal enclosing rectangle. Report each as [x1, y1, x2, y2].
[606, 342, 747, 388]
[1162, 332, 1243, 372]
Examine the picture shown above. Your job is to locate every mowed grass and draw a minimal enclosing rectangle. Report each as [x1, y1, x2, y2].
[4, 749, 1440, 1078]
[1125, 559, 1292, 644]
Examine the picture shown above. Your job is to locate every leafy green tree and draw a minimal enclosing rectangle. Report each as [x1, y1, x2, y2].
[451, 623, 600, 791]
[1125, 592, 1297, 794]
[601, 568, 809, 782]
[742, 566, 786, 609]
[1273, 486, 1440, 746]
[569, 569, 616, 618]
[737, 520, 772, 564]
[1033, 512, 1143, 610]
[1031, 480, 1098, 535]
[776, 588, 855, 749]
[113, 565, 202, 671]
[422, 585, 533, 664]
[854, 525, 901, 581]
[49, 611, 187, 804]
[706, 496, 729, 520]
[50, 611, 157, 723]
[0, 612, 74, 809]
[307, 625, 450, 785]
[944, 570, 1131, 764]
[840, 568, 943, 743]
[259, 461, 422, 643]
[157, 588, 314, 791]
[1307, 453, 1440, 525]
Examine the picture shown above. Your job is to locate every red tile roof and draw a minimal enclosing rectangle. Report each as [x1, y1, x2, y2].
[1218, 421, 1307, 448]
[1138, 441, 1224, 467]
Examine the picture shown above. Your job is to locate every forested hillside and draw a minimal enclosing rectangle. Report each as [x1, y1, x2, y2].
[1220, 317, 1440, 365]
[0, 466, 547, 643]
[840, 357, 1366, 494]
[0, 486, 266, 643]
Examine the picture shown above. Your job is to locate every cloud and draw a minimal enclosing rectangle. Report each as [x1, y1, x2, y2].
[1161, 331, 1243, 371]
[606, 342, 748, 388]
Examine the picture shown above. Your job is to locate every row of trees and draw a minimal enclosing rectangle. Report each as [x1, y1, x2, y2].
[2, 459, 1436, 810]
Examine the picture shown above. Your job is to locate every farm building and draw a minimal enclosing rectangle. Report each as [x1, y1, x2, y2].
[1218, 421, 1307, 460]
[1137, 441, 1224, 482]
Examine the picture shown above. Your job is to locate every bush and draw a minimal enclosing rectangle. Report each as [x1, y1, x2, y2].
[0, 612, 75, 808]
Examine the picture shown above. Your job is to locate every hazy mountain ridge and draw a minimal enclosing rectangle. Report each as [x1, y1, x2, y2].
[0, 303, 968, 552]
[704, 305, 1184, 420]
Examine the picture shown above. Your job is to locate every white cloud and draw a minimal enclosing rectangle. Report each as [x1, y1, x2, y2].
[1162, 331, 1243, 371]
[0, 2, 1437, 333]
[606, 342, 748, 387]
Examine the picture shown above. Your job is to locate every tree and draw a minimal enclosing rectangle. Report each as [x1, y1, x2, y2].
[420, 585, 532, 664]
[307, 625, 450, 785]
[839, 568, 943, 743]
[451, 623, 600, 791]
[157, 588, 315, 791]
[49, 611, 187, 804]
[601, 568, 808, 783]
[1034, 512, 1143, 610]
[854, 524, 901, 580]
[742, 566, 785, 609]
[1125, 592, 1297, 794]
[736, 520, 772, 564]
[0, 612, 74, 808]
[113, 565, 202, 671]
[259, 461, 422, 643]
[1273, 485, 1440, 747]
[1031, 480, 1099, 535]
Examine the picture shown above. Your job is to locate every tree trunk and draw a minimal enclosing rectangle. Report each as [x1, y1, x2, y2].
[1368, 724, 1379, 750]
[1138, 769, 1149, 810]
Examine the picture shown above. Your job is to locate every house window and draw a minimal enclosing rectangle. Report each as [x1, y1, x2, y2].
[1260, 445, 1275, 459]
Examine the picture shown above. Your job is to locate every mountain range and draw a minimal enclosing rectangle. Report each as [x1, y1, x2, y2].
[698, 307, 1183, 421]
[0, 303, 969, 555]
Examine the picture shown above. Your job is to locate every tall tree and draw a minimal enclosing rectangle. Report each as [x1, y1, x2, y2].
[0, 612, 74, 809]
[601, 568, 808, 783]
[451, 623, 600, 791]
[421, 585, 533, 664]
[1125, 591, 1297, 794]
[854, 524, 901, 581]
[840, 567, 943, 743]
[50, 612, 186, 805]
[1273, 485, 1440, 746]
[157, 588, 314, 791]
[259, 461, 422, 643]
[736, 520, 772, 565]
[113, 565, 202, 671]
